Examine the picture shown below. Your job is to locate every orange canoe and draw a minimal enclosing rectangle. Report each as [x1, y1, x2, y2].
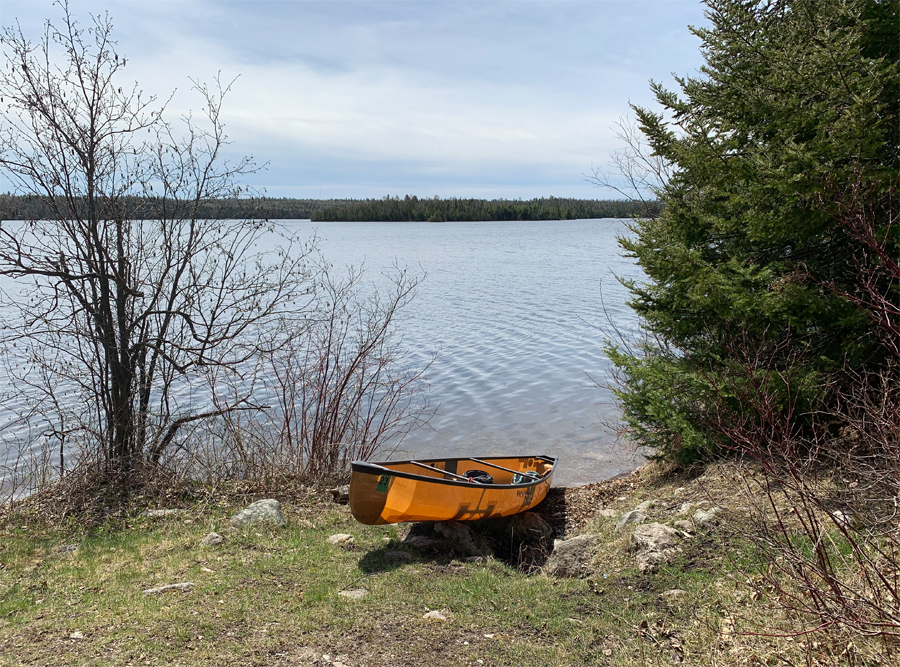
[348, 455, 556, 525]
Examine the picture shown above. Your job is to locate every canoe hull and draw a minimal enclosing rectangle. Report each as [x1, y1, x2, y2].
[349, 455, 556, 525]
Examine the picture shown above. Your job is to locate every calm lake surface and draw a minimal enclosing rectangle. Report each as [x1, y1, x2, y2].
[0, 218, 643, 487]
[304, 218, 643, 485]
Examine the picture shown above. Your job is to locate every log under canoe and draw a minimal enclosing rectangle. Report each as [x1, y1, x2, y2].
[348, 455, 556, 525]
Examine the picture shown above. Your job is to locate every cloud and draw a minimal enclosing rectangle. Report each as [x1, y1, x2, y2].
[2, 0, 707, 198]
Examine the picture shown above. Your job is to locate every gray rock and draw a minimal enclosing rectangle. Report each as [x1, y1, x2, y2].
[544, 534, 599, 578]
[143, 508, 187, 519]
[200, 532, 224, 547]
[678, 502, 694, 515]
[692, 507, 722, 528]
[673, 520, 695, 534]
[404, 521, 491, 558]
[630, 523, 680, 572]
[328, 485, 350, 504]
[143, 582, 194, 594]
[327, 533, 355, 546]
[231, 499, 286, 527]
[659, 588, 687, 602]
[634, 500, 655, 512]
[615, 510, 647, 531]
[337, 588, 368, 600]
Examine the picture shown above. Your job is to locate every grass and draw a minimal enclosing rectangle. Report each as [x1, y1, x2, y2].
[0, 465, 895, 666]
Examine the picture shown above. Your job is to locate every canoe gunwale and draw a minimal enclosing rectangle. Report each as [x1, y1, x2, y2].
[350, 455, 557, 490]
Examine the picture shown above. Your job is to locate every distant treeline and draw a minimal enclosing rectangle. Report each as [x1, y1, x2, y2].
[311, 196, 658, 221]
[0, 194, 658, 222]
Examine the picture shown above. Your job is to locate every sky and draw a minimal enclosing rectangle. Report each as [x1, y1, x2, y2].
[1, 0, 709, 199]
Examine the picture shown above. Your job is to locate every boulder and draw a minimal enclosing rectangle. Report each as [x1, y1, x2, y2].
[615, 510, 647, 532]
[630, 523, 680, 572]
[231, 499, 286, 527]
[404, 521, 492, 558]
[544, 534, 599, 578]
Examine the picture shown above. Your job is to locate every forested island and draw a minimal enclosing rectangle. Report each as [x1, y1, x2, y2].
[310, 196, 658, 221]
[0, 193, 657, 222]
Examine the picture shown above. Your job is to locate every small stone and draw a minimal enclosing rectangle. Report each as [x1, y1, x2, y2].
[338, 588, 368, 600]
[615, 510, 647, 531]
[660, 588, 687, 602]
[143, 509, 187, 519]
[69, 631, 84, 640]
[200, 532, 224, 547]
[673, 520, 695, 533]
[692, 507, 722, 528]
[143, 582, 194, 594]
[423, 610, 447, 622]
[328, 485, 350, 504]
[384, 550, 412, 562]
[231, 499, 286, 527]
[327, 533, 355, 546]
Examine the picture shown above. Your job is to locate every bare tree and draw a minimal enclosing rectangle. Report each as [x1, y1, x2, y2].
[586, 114, 671, 218]
[0, 2, 314, 487]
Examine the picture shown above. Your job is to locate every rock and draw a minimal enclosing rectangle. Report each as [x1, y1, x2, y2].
[404, 521, 491, 558]
[544, 534, 599, 578]
[200, 532, 224, 547]
[231, 499, 286, 527]
[338, 588, 368, 600]
[660, 588, 687, 602]
[423, 610, 447, 622]
[143, 582, 194, 594]
[384, 550, 412, 562]
[615, 510, 647, 531]
[404, 533, 440, 551]
[692, 507, 722, 528]
[143, 508, 187, 519]
[831, 510, 856, 528]
[327, 533, 355, 546]
[594, 508, 619, 519]
[678, 502, 694, 515]
[630, 523, 681, 572]
[634, 500, 655, 512]
[673, 520, 695, 534]
[328, 485, 350, 504]
[69, 631, 84, 640]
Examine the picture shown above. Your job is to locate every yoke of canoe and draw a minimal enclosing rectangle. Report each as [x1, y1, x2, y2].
[348, 455, 557, 525]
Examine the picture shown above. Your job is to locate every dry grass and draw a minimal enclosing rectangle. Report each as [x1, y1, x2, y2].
[0, 462, 896, 666]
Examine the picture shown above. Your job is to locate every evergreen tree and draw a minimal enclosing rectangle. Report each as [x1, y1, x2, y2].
[610, 0, 899, 462]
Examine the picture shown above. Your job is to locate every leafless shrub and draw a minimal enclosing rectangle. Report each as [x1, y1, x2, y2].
[165, 264, 435, 488]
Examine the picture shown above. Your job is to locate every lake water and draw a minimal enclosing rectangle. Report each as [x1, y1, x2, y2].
[303, 218, 643, 485]
[0, 218, 643, 487]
